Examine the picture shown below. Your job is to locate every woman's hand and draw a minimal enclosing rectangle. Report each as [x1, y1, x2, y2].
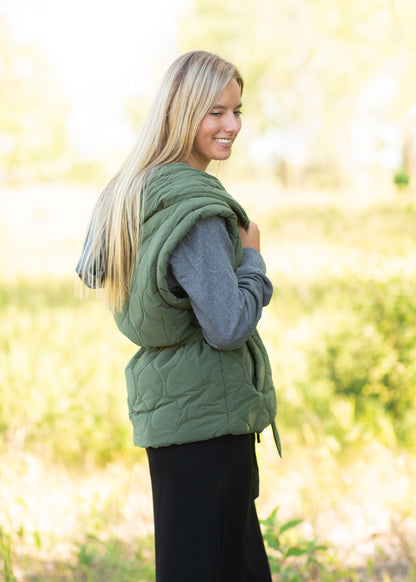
[238, 221, 261, 252]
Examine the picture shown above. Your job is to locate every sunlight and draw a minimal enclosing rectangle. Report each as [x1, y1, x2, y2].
[2, 0, 185, 155]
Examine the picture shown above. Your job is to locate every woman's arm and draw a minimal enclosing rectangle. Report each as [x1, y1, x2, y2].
[167, 216, 273, 350]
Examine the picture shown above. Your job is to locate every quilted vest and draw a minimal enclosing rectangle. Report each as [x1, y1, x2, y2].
[114, 163, 277, 449]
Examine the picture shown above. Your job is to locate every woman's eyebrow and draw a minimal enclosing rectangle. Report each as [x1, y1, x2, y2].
[212, 103, 243, 110]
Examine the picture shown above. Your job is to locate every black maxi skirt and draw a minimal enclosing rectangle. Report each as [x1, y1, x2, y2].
[146, 433, 272, 582]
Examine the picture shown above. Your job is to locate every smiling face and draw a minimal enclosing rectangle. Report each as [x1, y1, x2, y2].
[185, 78, 242, 171]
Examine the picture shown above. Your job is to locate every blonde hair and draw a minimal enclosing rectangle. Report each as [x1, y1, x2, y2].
[79, 50, 243, 312]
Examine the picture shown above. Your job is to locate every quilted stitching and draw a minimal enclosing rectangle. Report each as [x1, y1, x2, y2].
[115, 163, 276, 448]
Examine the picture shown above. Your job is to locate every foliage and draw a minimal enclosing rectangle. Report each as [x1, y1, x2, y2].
[1, 201, 416, 464]
[0, 529, 17, 582]
[0, 19, 71, 183]
[3, 3, 416, 187]
[1, 192, 416, 578]
[261, 508, 357, 581]
[256, 199, 416, 450]
[178, 0, 416, 186]
[393, 169, 410, 190]
[0, 18, 108, 185]
[72, 534, 154, 582]
[0, 527, 154, 582]
[0, 279, 136, 466]
[294, 275, 416, 448]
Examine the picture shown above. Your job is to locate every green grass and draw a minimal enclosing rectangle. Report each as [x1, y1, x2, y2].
[0, 279, 138, 466]
[1, 190, 416, 579]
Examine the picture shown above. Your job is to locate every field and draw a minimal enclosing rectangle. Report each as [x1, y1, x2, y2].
[1, 181, 416, 581]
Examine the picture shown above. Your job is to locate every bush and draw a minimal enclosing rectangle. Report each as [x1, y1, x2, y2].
[0, 279, 136, 466]
[393, 169, 410, 190]
[300, 275, 416, 447]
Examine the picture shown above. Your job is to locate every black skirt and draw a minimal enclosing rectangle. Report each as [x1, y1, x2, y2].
[146, 433, 272, 582]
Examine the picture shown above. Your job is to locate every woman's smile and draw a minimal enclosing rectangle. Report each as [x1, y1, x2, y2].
[185, 78, 242, 171]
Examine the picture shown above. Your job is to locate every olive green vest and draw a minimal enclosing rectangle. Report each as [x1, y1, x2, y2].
[114, 163, 279, 451]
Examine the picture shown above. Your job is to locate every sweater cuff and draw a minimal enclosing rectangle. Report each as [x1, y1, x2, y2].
[240, 247, 267, 274]
[236, 247, 274, 306]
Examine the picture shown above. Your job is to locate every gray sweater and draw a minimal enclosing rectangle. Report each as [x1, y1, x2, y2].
[166, 216, 273, 350]
[77, 216, 273, 351]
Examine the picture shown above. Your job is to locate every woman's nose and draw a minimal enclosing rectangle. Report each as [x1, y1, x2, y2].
[224, 113, 241, 134]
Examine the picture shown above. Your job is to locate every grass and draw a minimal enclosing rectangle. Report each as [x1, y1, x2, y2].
[0, 279, 136, 466]
[1, 183, 416, 580]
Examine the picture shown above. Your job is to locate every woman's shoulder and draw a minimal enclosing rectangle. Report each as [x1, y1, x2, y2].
[145, 163, 250, 227]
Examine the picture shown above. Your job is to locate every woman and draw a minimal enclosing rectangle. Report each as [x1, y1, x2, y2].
[77, 50, 281, 582]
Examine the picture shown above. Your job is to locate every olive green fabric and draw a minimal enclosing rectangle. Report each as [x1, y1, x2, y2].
[114, 163, 277, 449]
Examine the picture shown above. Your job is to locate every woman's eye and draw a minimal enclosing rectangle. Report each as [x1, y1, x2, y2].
[210, 110, 242, 117]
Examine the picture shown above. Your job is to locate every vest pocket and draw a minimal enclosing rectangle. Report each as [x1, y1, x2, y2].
[244, 341, 257, 386]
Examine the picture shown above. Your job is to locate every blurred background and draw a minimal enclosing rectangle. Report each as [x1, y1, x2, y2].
[1, 1, 416, 580]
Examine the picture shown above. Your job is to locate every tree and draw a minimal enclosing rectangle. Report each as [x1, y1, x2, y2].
[178, 0, 416, 188]
[0, 18, 70, 183]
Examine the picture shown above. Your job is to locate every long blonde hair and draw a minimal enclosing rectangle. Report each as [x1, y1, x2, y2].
[79, 50, 243, 312]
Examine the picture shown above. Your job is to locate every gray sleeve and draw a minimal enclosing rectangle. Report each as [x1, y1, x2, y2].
[168, 216, 273, 350]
